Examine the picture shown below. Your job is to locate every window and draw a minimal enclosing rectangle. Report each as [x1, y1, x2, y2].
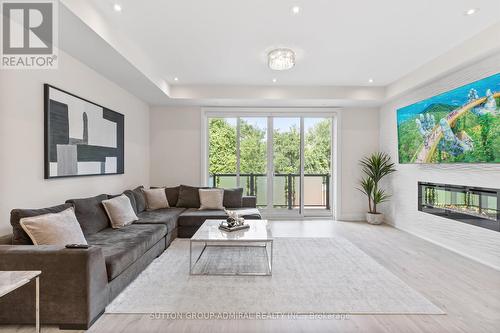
[204, 110, 337, 217]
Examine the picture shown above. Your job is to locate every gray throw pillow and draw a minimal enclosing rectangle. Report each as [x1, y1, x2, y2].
[166, 186, 180, 207]
[131, 186, 147, 213]
[10, 203, 74, 245]
[223, 188, 244, 208]
[199, 189, 225, 210]
[102, 195, 138, 228]
[143, 188, 170, 210]
[20, 207, 87, 245]
[176, 185, 204, 208]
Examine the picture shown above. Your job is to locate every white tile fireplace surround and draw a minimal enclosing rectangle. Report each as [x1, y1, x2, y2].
[379, 52, 500, 270]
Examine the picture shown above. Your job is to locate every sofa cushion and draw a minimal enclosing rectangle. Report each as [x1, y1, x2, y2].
[102, 195, 138, 229]
[10, 203, 74, 245]
[20, 207, 87, 245]
[223, 188, 244, 208]
[131, 186, 147, 213]
[135, 207, 185, 233]
[122, 190, 138, 213]
[199, 188, 224, 210]
[143, 188, 170, 210]
[177, 208, 261, 228]
[66, 194, 110, 235]
[86, 224, 167, 281]
[176, 185, 203, 208]
[166, 186, 180, 207]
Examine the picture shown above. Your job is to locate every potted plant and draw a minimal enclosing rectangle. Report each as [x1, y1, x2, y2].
[358, 152, 396, 224]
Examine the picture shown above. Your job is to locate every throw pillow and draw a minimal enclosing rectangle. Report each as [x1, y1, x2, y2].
[131, 186, 147, 213]
[143, 188, 170, 210]
[19, 207, 87, 245]
[176, 185, 205, 208]
[102, 194, 138, 228]
[199, 188, 225, 210]
[10, 203, 74, 245]
[166, 186, 180, 207]
[223, 188, 244, 208]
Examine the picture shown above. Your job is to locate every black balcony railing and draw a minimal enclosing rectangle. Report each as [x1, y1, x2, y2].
[211, 173, 330, 210]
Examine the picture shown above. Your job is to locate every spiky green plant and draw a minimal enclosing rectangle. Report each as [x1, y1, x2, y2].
[358, 152, 396, 214]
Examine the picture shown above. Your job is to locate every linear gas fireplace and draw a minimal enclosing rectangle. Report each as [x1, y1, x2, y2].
[418, 182, 499, 232]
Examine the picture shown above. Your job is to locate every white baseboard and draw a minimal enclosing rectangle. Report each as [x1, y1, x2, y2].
[337, 213, 365, 221]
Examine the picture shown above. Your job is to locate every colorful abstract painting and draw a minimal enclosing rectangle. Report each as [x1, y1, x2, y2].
[397, 73, 500, 164]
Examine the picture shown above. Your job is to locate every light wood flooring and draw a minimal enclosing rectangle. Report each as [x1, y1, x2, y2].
[1, 220, 499, 333]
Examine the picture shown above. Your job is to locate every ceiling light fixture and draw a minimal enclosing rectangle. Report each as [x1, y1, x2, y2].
[291, 6, 301, 15]
[272, 78, 277, 83]
[173, 77, 179, 82]
[268, 48, 296, 71]
[465, 8, 478, 15]
[113, 3, 122, 12]
[368, 78, 374, 83]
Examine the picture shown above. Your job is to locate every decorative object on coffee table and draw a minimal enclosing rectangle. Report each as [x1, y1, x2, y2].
[224, 209, 245, 227]
[0, 271, 41, 333]
[219, 220, 250, 232]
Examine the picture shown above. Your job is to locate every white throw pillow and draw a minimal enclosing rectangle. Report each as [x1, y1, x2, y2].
[199, 188, 225, 210]
[102, 194, 138, 228]
[20, 207, 87, 245]
[142, 188, 170, 210]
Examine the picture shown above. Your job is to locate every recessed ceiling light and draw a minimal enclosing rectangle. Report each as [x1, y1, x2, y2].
[291, 6, 301, 15]
[113, 3, 122, 12]
[465, 8, 478, 15]
[173, 77, 179, 82]
[368, 78, 374, 83]
[268, 48, 296, 71]
[272, 78, 277, 83]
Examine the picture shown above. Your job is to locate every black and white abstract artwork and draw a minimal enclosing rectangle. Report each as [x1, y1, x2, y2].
[44, 84, 124, 178]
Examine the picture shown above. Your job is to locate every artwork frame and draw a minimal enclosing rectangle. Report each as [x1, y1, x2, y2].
[396, 73, 500, 164]
[44, 84, 124, 179]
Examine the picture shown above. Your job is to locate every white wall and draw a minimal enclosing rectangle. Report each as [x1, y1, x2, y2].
[149, 106, 379, 219]
[379, 52, 500, 270]
[0, 50, 150, 236]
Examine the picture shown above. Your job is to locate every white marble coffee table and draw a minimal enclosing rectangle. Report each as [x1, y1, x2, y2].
[190, 220, 273, 276]
[0, 271, 41, 332]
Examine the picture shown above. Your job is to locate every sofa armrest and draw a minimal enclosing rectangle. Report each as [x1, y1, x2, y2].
[242, 196, 257, 208]
[0, 245, 108, 329]
[0, 233, 12, 244]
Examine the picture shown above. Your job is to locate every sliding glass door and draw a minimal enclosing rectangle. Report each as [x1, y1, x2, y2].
[272, 117, 301, 215]
[206, 113, 334, 217]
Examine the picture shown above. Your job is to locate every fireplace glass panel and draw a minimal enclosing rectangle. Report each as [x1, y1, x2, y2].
[418, 182, 499, 232]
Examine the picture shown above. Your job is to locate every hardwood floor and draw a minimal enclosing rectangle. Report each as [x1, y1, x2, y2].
[2, 220, 499, 333]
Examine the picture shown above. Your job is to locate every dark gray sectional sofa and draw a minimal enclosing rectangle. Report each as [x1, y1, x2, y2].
[0, 185, 260, 329]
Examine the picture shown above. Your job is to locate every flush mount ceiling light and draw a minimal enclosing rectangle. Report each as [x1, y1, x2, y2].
[291, 6, 301, 15]
[268, 48, 295, 71]
[465, 8, 478, 15]
[113, 3, 122, 12]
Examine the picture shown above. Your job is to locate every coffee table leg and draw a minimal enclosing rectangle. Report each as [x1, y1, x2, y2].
[35, 276, 40, 333]
[270, 240, 273, 275]
[189, 241, 192, 274]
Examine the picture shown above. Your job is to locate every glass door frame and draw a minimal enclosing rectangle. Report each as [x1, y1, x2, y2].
[201, 108, 340, 219]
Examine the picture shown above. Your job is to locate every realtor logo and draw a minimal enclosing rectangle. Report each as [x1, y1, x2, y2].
[1, 0, 58, 69]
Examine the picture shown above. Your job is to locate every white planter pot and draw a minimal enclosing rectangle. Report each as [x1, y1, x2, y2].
[366, 213, 384, 225]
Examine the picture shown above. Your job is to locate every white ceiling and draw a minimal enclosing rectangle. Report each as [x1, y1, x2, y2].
[88, 0, 500, 87]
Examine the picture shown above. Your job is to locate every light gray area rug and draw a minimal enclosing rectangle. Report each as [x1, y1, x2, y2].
[106, 237, 444, 314]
